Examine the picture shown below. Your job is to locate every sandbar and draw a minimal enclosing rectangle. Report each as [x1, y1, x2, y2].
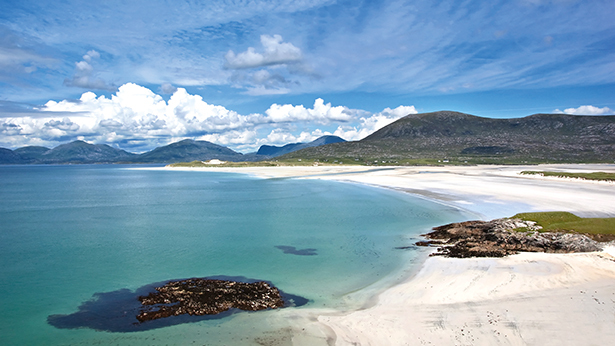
[161, 164, 615, 345]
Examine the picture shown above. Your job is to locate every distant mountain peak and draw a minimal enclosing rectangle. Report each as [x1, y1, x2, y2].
[133, 138, 242, 163]
[174, 139, 196, 144]
[256, 135, 345, 157]
[30, 140, 136, 163]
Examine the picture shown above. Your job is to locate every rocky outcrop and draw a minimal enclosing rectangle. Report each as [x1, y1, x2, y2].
[137, 278, 284, 322]
[420, 218, 602, 258]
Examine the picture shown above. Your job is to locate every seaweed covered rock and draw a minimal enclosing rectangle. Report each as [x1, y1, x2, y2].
[420, 218, 602, 258]
[137, 278, 284, 322]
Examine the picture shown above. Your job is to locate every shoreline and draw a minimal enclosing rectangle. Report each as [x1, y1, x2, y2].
[157, 163, 615, 218]
[157, 164, 615, 345]
[318, 250, 615, 345]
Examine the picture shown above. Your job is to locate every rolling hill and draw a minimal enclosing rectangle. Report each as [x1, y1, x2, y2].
[132, 139, 244, 163]
[1, 141, 137, 164]
[13, 146, 51, 163]
[279, 111, 615, 164]
[256, 135, 345, 157]
[37, 141, 137, 163]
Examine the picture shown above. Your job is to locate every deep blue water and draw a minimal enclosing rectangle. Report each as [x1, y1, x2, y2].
[0, 165, 467, 345]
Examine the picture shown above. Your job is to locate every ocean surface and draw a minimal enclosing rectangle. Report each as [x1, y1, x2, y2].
[0, 165, 468, 345]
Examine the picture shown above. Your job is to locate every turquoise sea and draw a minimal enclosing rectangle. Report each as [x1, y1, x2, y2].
[0, 165, 468, 345]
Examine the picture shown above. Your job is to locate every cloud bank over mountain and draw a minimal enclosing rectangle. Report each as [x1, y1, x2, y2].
[0, 83, 416, 152]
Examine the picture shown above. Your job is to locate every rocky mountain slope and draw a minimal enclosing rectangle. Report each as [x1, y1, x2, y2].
[280, 111, 615, 163]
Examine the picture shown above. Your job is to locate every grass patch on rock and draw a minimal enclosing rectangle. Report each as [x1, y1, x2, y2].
[513, 211, 615, 241]
[520, 171, 615, 182]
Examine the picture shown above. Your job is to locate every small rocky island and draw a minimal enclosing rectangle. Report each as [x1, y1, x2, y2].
[137, 278, 284, 322]
[419, 218, 602, 258]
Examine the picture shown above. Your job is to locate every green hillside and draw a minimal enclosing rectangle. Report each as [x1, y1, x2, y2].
[279, 111, 615, 164]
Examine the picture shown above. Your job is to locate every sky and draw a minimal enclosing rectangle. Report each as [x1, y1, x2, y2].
[0, 0, 614, 153]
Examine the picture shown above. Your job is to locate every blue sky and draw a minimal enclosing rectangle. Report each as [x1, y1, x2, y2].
[1, 0, 614, 153]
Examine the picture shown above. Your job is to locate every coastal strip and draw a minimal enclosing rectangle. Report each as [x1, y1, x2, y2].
[158, 163, 615, 218]
[318, 250, 615, 345]
[160, 164, 615, 345]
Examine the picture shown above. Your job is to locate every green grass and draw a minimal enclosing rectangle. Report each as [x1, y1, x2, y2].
[513, 211, 615, 236]
[520, 171, 615, 182]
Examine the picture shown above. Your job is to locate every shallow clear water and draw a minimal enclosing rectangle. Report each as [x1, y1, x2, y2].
[0, 165, 467, 345]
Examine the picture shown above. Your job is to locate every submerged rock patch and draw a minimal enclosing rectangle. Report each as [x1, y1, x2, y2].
[275, 245, 318, 256]
[137, 278, 284, 322]
[47, 276, 308, 332]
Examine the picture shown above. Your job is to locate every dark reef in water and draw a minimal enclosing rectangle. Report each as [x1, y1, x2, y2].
[137, 278, 284, 322]
[47, 276, 308, 332]
[275, 245, 318, 256]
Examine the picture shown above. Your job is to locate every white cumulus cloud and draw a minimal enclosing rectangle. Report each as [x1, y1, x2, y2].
[225, 34, 302, 69]
[82, 50, 100, 62]
[265, 98, 356, 124]
[159, 83, 178, 94]
[333, 105, 417, 141]
[225, 34, 308, 95]
[64, 50, 116, 91]
[56, 83, 255, 137]
[554, 105, 614, 115]
[199, 129, 258, 150]
[0, 83, 418, 153]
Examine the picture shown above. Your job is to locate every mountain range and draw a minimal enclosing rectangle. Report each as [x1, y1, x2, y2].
[2, 111, 614, 165]
[0, 136, 345, 164]
[279, 111, 615, 164]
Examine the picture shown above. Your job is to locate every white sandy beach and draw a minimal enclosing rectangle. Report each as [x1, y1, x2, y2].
[162, 164, 615, 345]
[318, 250, 615, 346]
[169, 163, 615, 218]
